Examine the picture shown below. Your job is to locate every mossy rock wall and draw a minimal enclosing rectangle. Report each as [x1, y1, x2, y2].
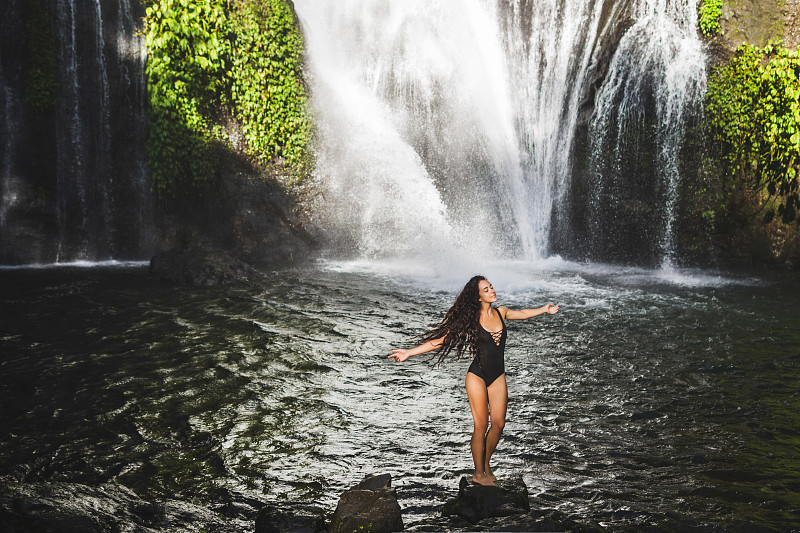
[719, 0, 787, 50]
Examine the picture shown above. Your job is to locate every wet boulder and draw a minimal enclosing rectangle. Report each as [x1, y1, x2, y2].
[329, 474, 404, 533]
[441, 476, 529, 524]
[149, 247, 256, 286]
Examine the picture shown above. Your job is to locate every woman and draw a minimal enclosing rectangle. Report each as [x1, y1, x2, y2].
[388, 275, 559, 486]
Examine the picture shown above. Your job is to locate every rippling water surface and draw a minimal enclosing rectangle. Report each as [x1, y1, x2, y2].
[1, 260, 799, 531]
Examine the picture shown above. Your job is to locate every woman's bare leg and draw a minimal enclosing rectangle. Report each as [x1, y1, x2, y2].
[465, 372, 493, 485]
[483, 374, 507, 481]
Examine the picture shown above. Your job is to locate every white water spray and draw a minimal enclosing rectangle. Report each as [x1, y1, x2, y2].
[295, 0, 534, 261]
[498, 0, 623, 255]
[296, 0, 707, 268]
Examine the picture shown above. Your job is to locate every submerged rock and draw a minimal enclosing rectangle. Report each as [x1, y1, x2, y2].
[149, 247, 257, 286]
[441, 476, 529, 524]
[329, 473, 404, 533]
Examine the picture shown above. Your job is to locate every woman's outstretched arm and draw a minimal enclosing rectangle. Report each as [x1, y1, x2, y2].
[388, 336, 445, 362]
[499, 303, 559, 320]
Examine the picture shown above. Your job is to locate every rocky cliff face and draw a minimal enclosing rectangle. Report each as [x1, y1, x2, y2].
[787, 0, 800, 47]
[720, 0, 788, 50]
[712, 0, 799, 58]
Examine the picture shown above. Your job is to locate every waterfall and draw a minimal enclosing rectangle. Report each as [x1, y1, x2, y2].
[54, 0, 120, 260]
[295, 0, 530, 260]
[587, 0, 706, 266]
[55, 0, 88, 260]
[0, 0, 152, 264]
[117, 0, 153, 256]
[0, 71, 12, 235]
[92, 0, 115, 255]
[295, 0, 706, 266]
[0, 0, 706, 266]
[497, 0, 623, 257]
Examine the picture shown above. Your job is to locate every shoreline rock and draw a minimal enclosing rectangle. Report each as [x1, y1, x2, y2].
[406, 476, 604, 532]
[328, 474, 404, 533]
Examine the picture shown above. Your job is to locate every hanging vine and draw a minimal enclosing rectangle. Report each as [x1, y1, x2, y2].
[144, 0, 230, 197]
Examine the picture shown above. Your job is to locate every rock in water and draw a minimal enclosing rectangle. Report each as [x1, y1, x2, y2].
[329, 474, 403, 533]
[441, 476, 530, 524]
[352, 473, 393, 491]
[149, 247, 256, 286]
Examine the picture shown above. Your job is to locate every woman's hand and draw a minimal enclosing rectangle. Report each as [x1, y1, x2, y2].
[388, 349, 412, 362]
[544, 303, 559, 315]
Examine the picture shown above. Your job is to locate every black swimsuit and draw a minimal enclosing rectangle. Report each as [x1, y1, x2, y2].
[467, 308, 507, 386]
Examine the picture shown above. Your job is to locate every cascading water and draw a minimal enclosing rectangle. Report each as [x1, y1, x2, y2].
[54, 0, 88, 260]
[296, 0, 706, 268]
[54, 0, 121, 260]
[117, 0, 152, 255]
[587, 0, 706, 267]
[0, 0, 152, 264]
[1, 0, 706, 266]
[295, 0, 533, 261]
[0, 77, 11, 235]
[497, 0, 629, 257]
[91, 0, 115, 254]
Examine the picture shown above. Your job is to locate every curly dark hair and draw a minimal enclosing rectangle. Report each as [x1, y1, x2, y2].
[420, 275, 486, 366]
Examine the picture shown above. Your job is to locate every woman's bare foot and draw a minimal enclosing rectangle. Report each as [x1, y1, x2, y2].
[484, 466, 497, 482]
[472, 472, 496, 486]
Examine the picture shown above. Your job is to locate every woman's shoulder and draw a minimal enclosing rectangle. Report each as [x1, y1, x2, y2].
[496, 306, 509, 319]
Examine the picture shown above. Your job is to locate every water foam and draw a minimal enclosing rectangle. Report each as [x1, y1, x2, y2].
[0, 260, 149, 270]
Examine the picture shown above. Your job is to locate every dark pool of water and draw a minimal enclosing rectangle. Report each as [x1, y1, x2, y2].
[1, 260, 799, 531]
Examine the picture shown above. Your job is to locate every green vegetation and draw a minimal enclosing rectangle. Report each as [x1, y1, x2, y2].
[698, 0, 723, 36]
[705, 43, 800, 224]
[25, 0, 58, 114]
[228, 0, 311, 173]
[144, 0, 229, 196]
[144, 0, 312, 198]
